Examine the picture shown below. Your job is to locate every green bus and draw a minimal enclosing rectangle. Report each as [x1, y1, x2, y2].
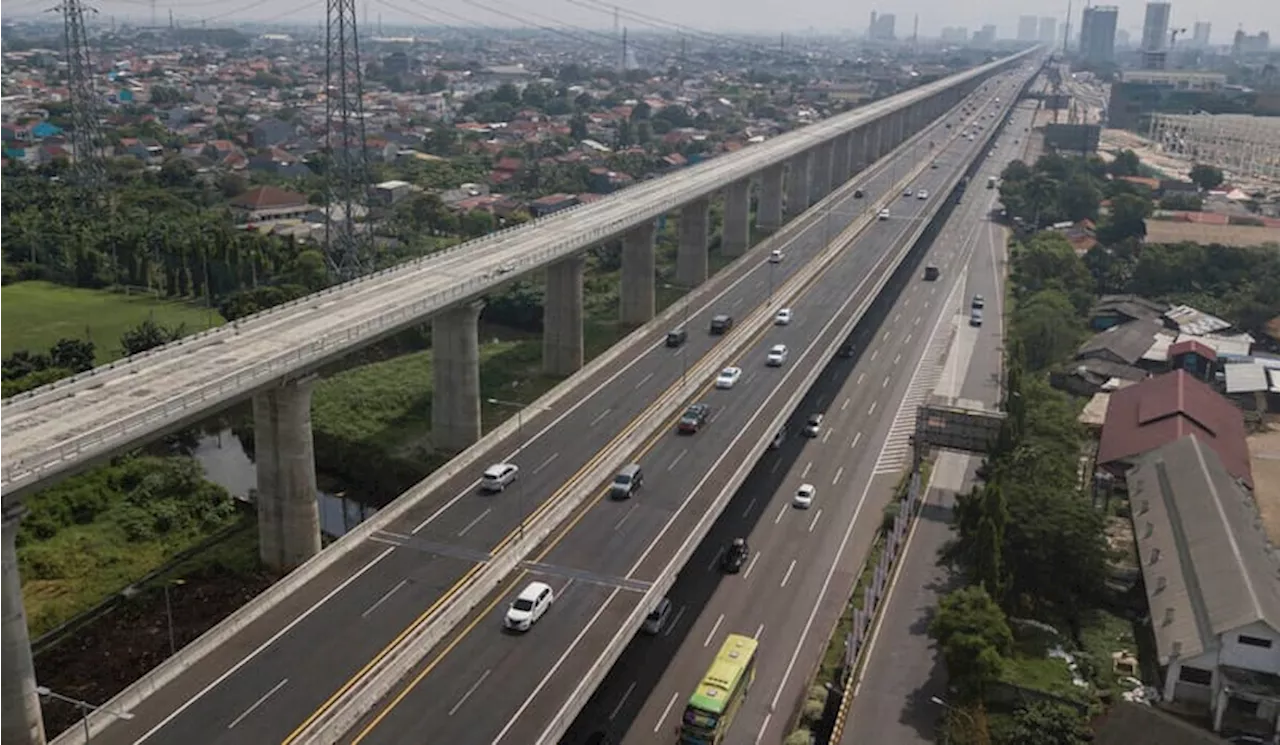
[679, 634, 759, 744]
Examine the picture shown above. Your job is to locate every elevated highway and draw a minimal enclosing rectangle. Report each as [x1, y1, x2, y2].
[11, 52, 1043, 745]
[328, 72, 1033, 745]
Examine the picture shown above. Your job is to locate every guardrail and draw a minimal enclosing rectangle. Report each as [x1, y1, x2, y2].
[44, 100, 919, 745]
[532, 83, 1024, 745]
[2, 48, 1037, 500]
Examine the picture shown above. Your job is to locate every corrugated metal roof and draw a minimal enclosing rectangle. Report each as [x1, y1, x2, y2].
[1126, 436, 1280, 666]
[1224, 362, 1274, 394]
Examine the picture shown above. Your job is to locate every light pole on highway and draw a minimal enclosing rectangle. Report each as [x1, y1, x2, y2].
[36, 685, 134, 743]
[931, 696, 977, 744]
[486, 397, 552, 542]
[163, 578, 185, 656]
[662, 282, 695, 389]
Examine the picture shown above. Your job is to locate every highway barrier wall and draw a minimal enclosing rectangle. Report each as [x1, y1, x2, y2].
[533, 80, 1026, 745]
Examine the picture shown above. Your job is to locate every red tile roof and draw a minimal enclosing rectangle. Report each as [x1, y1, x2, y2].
[230, 185, 308, 210]
[1168, 339, 1216, 361]
[1098, 370, 1252, 488]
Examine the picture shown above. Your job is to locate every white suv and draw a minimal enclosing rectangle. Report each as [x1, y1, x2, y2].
[481, 463, 519, 492]
[504, 581, 554, 631]
[766, 344, 789, 366]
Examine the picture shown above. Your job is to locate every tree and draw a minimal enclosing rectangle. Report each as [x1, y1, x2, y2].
[1098, 192, 1152, 244]
[1159, 193, 1202, 211]
[120, 318, 187, 356]
[1005, 701, 1090, 745]
[972, 483, 1007, 598]
[1188, 163, 1224, 191]
[493, 82, 521, 105]
[48, 338, 95, 373]
[1107, 149, 1141, 177]
[929, 586, 1012, 702]
[1012, 290, 1083, 372]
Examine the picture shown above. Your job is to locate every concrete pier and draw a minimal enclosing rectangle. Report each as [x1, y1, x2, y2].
[757, 164, 784, 233]
[831, 133, 851, 186]
[431, 301, 483, 452]
[2, 507, 45, 745]
[677, 197, 710, 287]
[784, 151, 811, 220]
[254, 379, 322, 572]
[721, 179, 751, 257]
[810, 141, 833, 201]
[863, 120, 882, 165]
[620, 221, 656, 325]
[543, 255, 585, 377]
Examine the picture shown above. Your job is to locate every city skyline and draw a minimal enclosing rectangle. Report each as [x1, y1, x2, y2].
[2, 0, 1273, 41]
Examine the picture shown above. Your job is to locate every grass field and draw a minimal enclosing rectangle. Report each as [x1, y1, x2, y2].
[2, 281, 224, 363]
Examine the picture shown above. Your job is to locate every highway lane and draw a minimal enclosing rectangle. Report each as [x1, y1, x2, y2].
[85, 77, 984, 745]
[4, 53, 1036, 501]
[336, 78, 1027, 745]
[837, 100, 1038, 745]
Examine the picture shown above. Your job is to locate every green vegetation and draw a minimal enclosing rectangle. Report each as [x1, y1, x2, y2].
[1, 281, 222, 363]
[17, 456, 241, 636]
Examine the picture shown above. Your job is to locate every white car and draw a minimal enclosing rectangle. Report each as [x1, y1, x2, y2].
[481, 462, 519, 492]
[903, 188, 913, 198]
[917, 190, 928, 200]
[775, 308, 793, 325]
[504, 581, 554, 631]
[768, 249, 784, 263]
[715, 366, 743, 389]
[877, 208, 891, 220]
[766, 344, 789, 367]
[794, 484, 816, 509]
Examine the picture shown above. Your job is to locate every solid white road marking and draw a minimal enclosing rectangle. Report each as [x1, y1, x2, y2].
[227, 679, 288, 730]
[833, 467, 844, 485]
[780, 559, 797, 588]
[743, 551, 761, 579]
[704, 613, 725, 648]
[609, 681, 637, 722]
[456, 508, 492, 538]
[655, 692, 681, 734]
[589, 408, 612, 427]
[532, 452, 559, 475]
[360, 579, 409, 619]
[449, 669, 492, 716]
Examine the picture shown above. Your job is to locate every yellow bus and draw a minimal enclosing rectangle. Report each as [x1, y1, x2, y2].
[678, 634, 758, 744]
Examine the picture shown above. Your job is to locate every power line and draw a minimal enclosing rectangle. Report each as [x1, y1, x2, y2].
[325, 0, 371, 279]
[51, 0, 108, 195]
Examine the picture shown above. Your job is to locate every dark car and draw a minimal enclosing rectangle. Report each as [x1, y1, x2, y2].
[665, 328, 688, 347]
[853, 188, 864, 198]
[924, 265, 940, 281]
[721, 538, 750, 573]
[709, 314, 734, 335]
[837, 342, 857, 358]
[677, 403, 711, 434]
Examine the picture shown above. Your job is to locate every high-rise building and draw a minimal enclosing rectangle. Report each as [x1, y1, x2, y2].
[940, 26, 969, 43]
[1232, 29, 1271, 55]
[869, 12, 896, 41]
[1191, 21, 1211, 48]
[1080, 5, 1119, 63]
[1141, 2, 1172, 51]
[973, 24, 998, 45]
[1039, 17, 1058, 45]
[1017, 15, 1038, 41]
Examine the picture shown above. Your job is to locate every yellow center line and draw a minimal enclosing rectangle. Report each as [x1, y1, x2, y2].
[344, 144, 948, 743]
[287, 113, 961, 745]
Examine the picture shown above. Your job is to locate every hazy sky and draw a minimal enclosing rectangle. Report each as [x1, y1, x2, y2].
[10, 0, 1278, 43]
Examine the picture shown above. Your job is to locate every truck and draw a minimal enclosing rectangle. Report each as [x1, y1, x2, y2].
[987, 176, 997, 189]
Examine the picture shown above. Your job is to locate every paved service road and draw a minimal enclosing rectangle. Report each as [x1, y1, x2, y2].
[836, 99, 1039, 745]
[337, 75, 1031, 745]
[86, 76, 1006, 745]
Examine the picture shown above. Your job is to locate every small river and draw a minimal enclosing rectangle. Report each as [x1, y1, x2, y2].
[190, 429, 376, 538]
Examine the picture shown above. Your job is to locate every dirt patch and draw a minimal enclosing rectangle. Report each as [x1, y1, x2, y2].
[33, 569, 276, 738]
[1247, 426, 1280, 545]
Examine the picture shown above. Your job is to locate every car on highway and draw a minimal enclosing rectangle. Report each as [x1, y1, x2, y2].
[709, 314, 734, 335]
[917, 189, 929, 200]
[903, 188, 913, 197]
[665, 327, 687, 347]
[838, 341, 857, 358]
[972, 294, 985, 309]
[610, 463, 644, 499]
[931, 162, 939, 169]
[803, 413, 824, 437]
[970, 308, 984, 327]
[768, 249, 785, 263]
[721, 538, 750, 573]
[480, 463, 519, 492]
[715, 366, 742, 389]
[766, 344, 789, 366]
[924, 265, 940, 281]
[794, 483, 816, 509]
[678, 403, 711, 433]
[775, 308, 793, 325]
[878, 208, 891, 220]
[641, 597, 673, 634]
[769, 427, 786, 450]
[504, 581, 554, 632]
[853, 188, 864, 198]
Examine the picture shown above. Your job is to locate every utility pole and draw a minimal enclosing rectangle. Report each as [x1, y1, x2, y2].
[55, 0, 107, 196]
[620, 27, 627, 72]
[325, 0, 371, 280]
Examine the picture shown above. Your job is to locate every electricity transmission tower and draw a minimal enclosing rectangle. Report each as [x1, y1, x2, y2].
[57, 0, 107, 192]
[324, 0, 371, 280]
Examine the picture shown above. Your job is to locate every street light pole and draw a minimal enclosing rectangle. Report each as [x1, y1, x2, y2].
[662, 283, 694, 389]
[930, 696, 977, 745]
[486, 397, 551, 544]
[36, 686, 135, 743]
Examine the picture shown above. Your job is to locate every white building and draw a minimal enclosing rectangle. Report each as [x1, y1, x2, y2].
[1127, 435, 1280, 737]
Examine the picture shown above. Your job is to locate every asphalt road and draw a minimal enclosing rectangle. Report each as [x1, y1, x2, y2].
[84, 80, 1011, 745]
[836, 101, 1040, 745]
[337, 76, 1033, 745]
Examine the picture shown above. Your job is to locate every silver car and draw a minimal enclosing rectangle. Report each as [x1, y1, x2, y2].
[642, 597, 672, 634]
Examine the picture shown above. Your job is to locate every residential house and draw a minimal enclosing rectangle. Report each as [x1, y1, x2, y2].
[229, 186, 311, 224]
[373, 180, 412, 206]
[1091, 295, 1170, 330]
[117, 137, 164, 163]
[529, 193, 578, 218]
[249, 117, 297, 148]
[1056, 316, 1175, 395]
[1126, 435, 1280, 737]
[588, 168, 633, 194]
[1097, 369, 1253, 489]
